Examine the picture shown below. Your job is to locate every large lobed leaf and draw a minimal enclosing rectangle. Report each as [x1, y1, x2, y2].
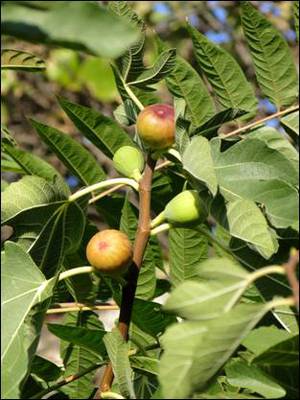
[241, 2, 298, 109]
[1, 242, 55, 399]
[159, 302, 270, 399]
[2, 1, 140, 59]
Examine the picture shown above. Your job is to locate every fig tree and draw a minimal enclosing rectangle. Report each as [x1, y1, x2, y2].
[136, 104, 175, 150]
[113, 145, 144, 181]
[86, 229, 133, 275]
[151, 190, 206, 228]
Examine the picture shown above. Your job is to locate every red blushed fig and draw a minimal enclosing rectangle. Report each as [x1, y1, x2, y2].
[86, 229, 133, 275]
[136, 104, 175, 150]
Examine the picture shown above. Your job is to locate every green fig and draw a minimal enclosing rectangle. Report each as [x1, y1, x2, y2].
[151, 190, 205, 228]
[113, 146, 144, 181]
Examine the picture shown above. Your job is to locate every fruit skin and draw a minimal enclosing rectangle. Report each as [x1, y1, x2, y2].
[136, 104, 175, 150]
[86, 229, 133, 275]
[113, 146, 144, 181]
[151, 190, 205, 227]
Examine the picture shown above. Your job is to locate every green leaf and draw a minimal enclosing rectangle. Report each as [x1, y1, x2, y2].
[1, 242, 54, 399]
[294, 1, 299, 42]
[225, 359, 286, 399]
[120, 197, 157, 300]
[191, 108, 248, 139]
[48, 323, 106, 357]
[30, 355, 62, 382]
[241, 2, 298, 108]
[1, 175, 66, 223]
[164, 257, 249, 320]
[131, 299, 176, 338]
[156, 36, 215, 127]
[226, 199, 278, 259]
[2, 2, 140, 59]
[281, 110, 299, 139]
[182, 136, 218, 195]
[31, 119, 106, 185]
[211, 137, 299, 230]
[29, 201, 86, 277]
[103, 329, 136, 399]
[128, 49, 176, 89]
[2, 141, 69, 196]
[1, 48, 45, 71]
[247, 127, 299, 179]
[60, 312, 104, 399]
[253, 335, 299, 367]
[168, 226, 208, 287]
[159, 302, 269, 399]
[58, 97, 134, 158]
[114, 99, 138, 126]
[187, 24, 257, 116]
[130, 356, 159, 375]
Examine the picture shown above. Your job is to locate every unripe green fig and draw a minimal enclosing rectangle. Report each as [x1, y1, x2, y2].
[136, 104, 175, 150]
[113, 146, 144, 181]
[151, 190, 205, 228]
[86, 229, 133, 276]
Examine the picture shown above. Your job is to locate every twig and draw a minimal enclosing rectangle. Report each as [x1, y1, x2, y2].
[46, 305, 119, 315]
[220, 105, 299, 138]
[283, 249, 299, 311]
[30, 362, 106, 399]
[94, 154, 157, 398]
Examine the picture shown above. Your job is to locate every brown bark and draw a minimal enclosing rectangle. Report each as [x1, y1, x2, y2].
[94, 155, 157, 398]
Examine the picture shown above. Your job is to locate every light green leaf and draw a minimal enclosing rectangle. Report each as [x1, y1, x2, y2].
[187, 24, 257, 116]
[2, 2, 140, 59]
[183, 136, 218, 195]
[211, 137, 299, 230]
[246, 127, 299, 180]
[128, 49, 176, 88]
[2, 142, 69, 196]
[1, 175, 65, 223]
[225, 359, 286, 399]
[103, 329, 136, 399]
[159, 302, 269, 399]
[58, 97, 134, 158]
[226, 199, 278, 259]
[168, 226, 208, 287]
[1, 49, 45, 71]
[241, 2, 298, 108]
[130, 356, 159, 375]
[281, 110, 299, 138]
[1, 242, 54, 399]
[31, 119, 106, 185]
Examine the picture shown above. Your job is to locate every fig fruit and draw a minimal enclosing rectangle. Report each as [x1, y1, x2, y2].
[86, 229, 133, 275]
[151, 190, 205, 228]
[113, 145, 144, 181]
[136, 104, 175, 150]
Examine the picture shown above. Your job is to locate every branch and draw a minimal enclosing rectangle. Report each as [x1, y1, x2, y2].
[220, 104, 299, 138]
[94, 155, 157, 398]
[283, 249, 299, 311]
[46, 304, 119, 315]
[30, 362, 106, 399]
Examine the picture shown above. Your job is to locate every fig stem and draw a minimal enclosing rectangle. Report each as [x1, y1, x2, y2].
[124, 82, 144, 111]
[58, 266, 94, 281]
[69, 178, 139, 202]
[150, 222, 171, 236]
[150, 211, 166, 229]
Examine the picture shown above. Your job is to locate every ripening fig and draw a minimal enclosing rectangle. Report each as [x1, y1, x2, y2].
[151, 190, 205, 228]
[136, 104, 175, 150]
[113, 146, 144, 181]
[86, 229, 133, 276]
